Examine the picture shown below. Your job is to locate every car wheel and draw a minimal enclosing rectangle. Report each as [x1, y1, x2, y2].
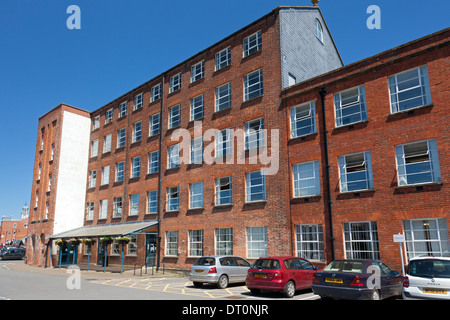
[283, 281, 296, 298]
[193, 282, 203, 288]
[370, 289, 381, 300]
[250, 289, 261, 295]
[217, 275, 229, 289]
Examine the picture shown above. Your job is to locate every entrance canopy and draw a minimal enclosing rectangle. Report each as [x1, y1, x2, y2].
[48, 220, 158, 239]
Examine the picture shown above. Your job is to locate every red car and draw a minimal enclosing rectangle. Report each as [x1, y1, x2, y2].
[246, 256, 319, 298]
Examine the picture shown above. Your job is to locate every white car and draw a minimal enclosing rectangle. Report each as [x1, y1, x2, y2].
[402, 256, 450, 300]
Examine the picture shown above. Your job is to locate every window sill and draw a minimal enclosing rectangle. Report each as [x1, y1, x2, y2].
[288, 132, 317, 143]
[394, 181, 443, 193]
[290, 195, 321, 203]
[333, 120, 369, 132]
[244, 200, 267, 205]
[387, 104, 433, 120]
[213, 203, 233, 208]
[338, 189, 375, 195]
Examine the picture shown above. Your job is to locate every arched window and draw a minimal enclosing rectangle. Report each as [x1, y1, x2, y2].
[315, 19, 323, 43]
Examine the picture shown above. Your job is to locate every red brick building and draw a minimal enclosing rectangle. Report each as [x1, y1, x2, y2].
[283, 28, 450, 271]
[25, 5, 449, 272]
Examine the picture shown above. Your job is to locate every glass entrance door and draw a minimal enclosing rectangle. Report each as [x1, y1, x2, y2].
[146, 233, 157, 267]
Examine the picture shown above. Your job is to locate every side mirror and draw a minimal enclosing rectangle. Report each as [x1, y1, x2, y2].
[313, 266, 319, 270]
[391, 270, 399, 276]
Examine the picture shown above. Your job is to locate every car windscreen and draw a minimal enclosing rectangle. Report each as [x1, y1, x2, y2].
[409, 259, 450, 278]
[324, 261, 365, 273]
[252, 259, 280, 270]
[194, 257, 216, 266]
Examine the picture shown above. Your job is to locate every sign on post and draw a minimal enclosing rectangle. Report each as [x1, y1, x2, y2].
[393, 233, 406, 276]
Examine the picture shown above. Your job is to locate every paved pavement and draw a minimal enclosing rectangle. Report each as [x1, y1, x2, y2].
[1, 261, 319, 300]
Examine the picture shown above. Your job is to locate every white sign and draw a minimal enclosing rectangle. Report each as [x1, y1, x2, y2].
[393, 233, 405, 243]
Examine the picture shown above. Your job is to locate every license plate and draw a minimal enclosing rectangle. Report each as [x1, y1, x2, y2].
[423, 288, 447, 294]
[195, 269, 204, 273]
[325, 278, 343, 284]
[254, 273, 267, 279]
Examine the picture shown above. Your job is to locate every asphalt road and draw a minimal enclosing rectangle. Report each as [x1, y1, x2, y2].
[0, 260, 320, 301]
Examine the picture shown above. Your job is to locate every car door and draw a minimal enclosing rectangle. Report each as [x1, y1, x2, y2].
[298, 259, 316, 288]
[284, 258, 305, 289]
[234, 257, 251, 282]
[378, 262, 402, 298]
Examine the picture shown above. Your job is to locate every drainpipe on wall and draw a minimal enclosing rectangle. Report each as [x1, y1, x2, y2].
[319, 87, 335, 261]
[156, 74, 165, 271]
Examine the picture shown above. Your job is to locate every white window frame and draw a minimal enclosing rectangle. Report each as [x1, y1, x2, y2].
[101, 165, 110, 186]
[92, 116, 100, 130]
[295, 224, 324, 261]
[243, 31, 262, 57]
[334, 85, 367, 127]
[168, 143, 180, 169]
[149, 113, 160, 136]
[129, 193, 139, 216]
[91, 139, 99, 158]
[86, 202, 94, 221]
[103, 133, 112, 153]
[89, 170, 97, 188]
[246, 170, 266, 202]
[168, 104, 181, 129]
[105, 108, 113, 124]
[165, 231, 179, 256]
[314, 19, 323, 43]
[190, 94, 204, 121]
[147, 190, 158, 214]
[244, 69, 263, 101]
[131, 156, 141, 178]
[148, 150, 159, 174]
[246, 226, 268, 258]
[117, 128, 126, 148]
[191, 61, 204, 83]
[215, 128, 232, 157]
[151, 84, 161, 102]
[244, 117, 264, 150]
[338, 151, 374, 192]
[343, 221, 380, 260]
[99, 199, 108, 219]
[388, 65, 432, 113]
[215, 176, 232, 205]
[134, 93, 143, 110]
[115, 161, 124, 182]
[395, 139, 441, 186]
[113, 197, 123, 218]
[166, 186, 179, 211]
[215, 228, 233, 255]
[215, 47, 231, 71]
[290, 101, 316, 138]
[190, 137, 203, 164]
[188, 229, 203, 257]
[132, 121, 142, 143]
[403, 218, 450, 259]
[293, 160, 321, 197]
[169, 73, 181, 93]
[215, 82, 231, 111]
[189, 182, 204, 209]
[119, 102, 127, 118]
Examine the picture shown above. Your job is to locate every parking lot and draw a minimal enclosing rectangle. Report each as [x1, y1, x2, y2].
[89, 276, 320, 300]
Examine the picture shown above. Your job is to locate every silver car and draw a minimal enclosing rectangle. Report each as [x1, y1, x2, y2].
[189, 255, 251, 289]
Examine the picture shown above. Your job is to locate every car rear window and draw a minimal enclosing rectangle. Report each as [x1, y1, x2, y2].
[324, 261, 364, 273]
[409, 259, 450, 278]
[252, 259, 280, 270]
[194, 257, 216, 266]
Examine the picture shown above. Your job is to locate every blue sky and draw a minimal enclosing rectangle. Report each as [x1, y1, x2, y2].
[0, 0, 448, 219]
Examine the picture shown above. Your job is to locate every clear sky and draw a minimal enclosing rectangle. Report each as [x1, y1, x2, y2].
[0, 0, 448, 219]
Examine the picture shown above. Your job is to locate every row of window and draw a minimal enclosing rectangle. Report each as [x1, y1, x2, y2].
[290, 65, 432, 139]
[164, 217, 449, 260]
[88, 135, 441, 201]
[86, 170, 265, 221]
[92, 30, 264, 131]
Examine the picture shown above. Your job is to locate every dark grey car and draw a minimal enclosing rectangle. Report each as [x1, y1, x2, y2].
[0, 247, 26, 260]
[189, 255, 251, 289]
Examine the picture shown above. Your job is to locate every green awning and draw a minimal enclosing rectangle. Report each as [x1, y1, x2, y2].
[48, 220, 158, 239]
